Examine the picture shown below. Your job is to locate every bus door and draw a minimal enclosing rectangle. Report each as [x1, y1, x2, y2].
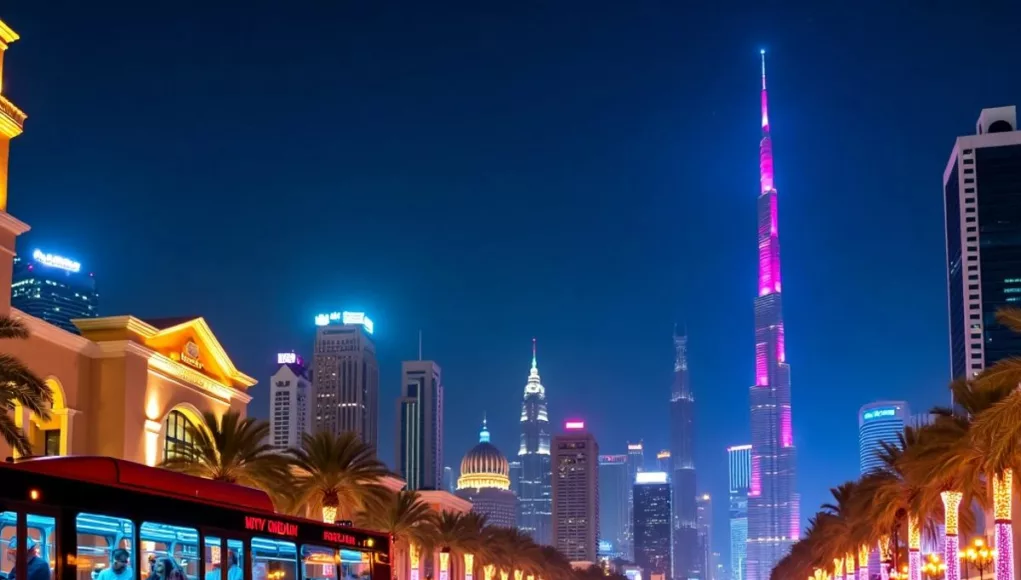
[199, 533, 245, 580]
[0, 497, 60, 580]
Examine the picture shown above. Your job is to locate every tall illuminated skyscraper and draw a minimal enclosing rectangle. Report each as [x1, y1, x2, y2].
[270, 352, 312, 449]
[12, 250, 98, 334]
[313, 312, 379, 450]
[696, 494, 713, 580]
[670, 330, 698, 579]
[858, 402, 908, 474]
[746, 51, 798, 580]
[625, 441, 645, 560]
[396, 359, 443, 490]
[552, 421, 599, 562]
[519, 339, 552, 544]
[633, 472, 673, 580]
[728, 444, 752, 580]
[599, 454, 630, 556]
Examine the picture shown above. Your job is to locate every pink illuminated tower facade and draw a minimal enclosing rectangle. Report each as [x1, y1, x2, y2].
[745, 51, 799, 580]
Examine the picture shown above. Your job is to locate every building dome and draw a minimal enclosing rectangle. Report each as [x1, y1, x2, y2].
[458, 418, 510, 491]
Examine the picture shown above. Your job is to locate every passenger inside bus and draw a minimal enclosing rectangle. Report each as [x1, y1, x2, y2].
[6, 537, 50, 580]
[96, 550, 131, 580]
[204, 552, 241, 580]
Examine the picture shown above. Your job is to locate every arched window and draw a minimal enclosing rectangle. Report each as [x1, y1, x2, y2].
[163, 409, 197, 461]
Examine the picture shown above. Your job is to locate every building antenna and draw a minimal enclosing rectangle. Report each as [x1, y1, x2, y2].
[418, 330, 423, 361]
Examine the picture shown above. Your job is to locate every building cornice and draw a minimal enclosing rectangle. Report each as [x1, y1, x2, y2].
[0, 211, 30, 244]
[0, 20, 18, 46]
[11, 308, 100, 357]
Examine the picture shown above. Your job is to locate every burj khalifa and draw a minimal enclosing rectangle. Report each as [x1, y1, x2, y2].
[745, 51, 799, 580]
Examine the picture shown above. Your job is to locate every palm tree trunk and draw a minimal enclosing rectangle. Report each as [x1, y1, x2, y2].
[410, 544, 422, 580]
[909, 514, 922, 580]
[858, 545, 870, 580]
[464, 554, 475, 580]
[995, 470, 1015, 580]
[439, 551, 451, 580]
[834, 556, 845, 580]
[483, 565, 495, 580]
[847, 551, 856, 580]
[942, 491, 963, 580]
[499, 571, 509, 580]
[879, 535, 892, 580]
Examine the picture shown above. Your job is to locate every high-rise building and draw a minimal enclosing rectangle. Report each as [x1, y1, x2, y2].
[859, 402, 909, 474]
[633, 472, 672, 580]
[656, 450, 671, 473]
[624, 441, 645, 560]
[12, 249, 97, 334]
[396, 359, 443, 490]
[313, 311, 379, 450]
[727, 444, 752, 580]
[943, 105, 1021, 380]
[269, 352, 312, 449]
[670, 330, 698, 579]
[552, 421, 599, 563]
[457, 418, 518, 528]
[599, 454, 630, 556]
[746, 51, 799, 580]
[697, 494, 713, 580]
[444, 466, 455, 493]
[509, 460, 522, 497]
[519, 339, 552, 544]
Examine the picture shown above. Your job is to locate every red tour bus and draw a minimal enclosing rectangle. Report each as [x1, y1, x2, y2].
[0, 457, 391, 580]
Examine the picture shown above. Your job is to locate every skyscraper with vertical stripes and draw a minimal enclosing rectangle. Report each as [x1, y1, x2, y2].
[518, 339, 552, 544]
[746, 51, 799, 580]
[670, 330, 699, 579]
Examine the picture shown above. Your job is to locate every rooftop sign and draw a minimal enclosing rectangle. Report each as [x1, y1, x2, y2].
[635, 472, 668, 484]
[564, 420, 585, 430]
[277, 352, 300, 365]
[32, 249, 81, 273]
[314, 311, 374, 334]
[863, 408, 898, 421]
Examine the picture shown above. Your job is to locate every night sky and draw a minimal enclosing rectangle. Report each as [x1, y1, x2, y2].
[5, 0, 1021, 560]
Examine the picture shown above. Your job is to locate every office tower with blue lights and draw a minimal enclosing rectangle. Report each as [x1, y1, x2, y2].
[633, 472, 673, 580]
[519, 339, 552, 544]
[944, 106, 1021, 380]
[858, 402, 908, 474]
[696, 494, 713, 580]
[12, 249, 97, 334]
[624, 441, 644, 560]
[746, 51, 798, 580]
[397, 359, 443, 490]
[313, 311, 379, 450]
[728, 444, 752, 580]
[670, 330, 698, 579]
[457, 418, 518, 528]
[599, 454, 630, 557]
[552, 421, 599, 562]
[270, 352, 313, 449]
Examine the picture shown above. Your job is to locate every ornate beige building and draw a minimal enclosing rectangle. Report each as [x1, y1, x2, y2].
[0, 18, 254, 465]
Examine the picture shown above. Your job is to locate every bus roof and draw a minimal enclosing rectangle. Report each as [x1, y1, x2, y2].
[6, 456, 277, 513]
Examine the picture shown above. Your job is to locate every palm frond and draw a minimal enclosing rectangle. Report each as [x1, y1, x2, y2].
[0, 316, 30, 340]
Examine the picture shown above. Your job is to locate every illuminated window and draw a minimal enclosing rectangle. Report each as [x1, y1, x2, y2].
[164, 410, 197, 461]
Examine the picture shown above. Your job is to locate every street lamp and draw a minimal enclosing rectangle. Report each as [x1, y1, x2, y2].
[891, 565, 909, 579]
[922, 553, 947, 580]
[960, 538, 996, 580]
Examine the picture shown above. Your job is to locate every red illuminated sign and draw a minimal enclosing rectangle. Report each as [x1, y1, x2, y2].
[323, 530, 357, 546]
[244, 516, 299, 537]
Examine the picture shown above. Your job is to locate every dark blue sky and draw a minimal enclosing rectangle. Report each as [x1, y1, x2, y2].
[5, 0, 1021, 559]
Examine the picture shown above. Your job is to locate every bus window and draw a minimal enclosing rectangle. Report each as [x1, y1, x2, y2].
[201, 537, 220, 580]
[225, 541, 242, 580]
[250, 539, 295, 580]
[140, 524, 198, 580]
[1, 512, 15, 578]
[201, 539, 242, 580]
[5, 514, 56, 580]
[75, 514, 135, 580]
[299, 546, 335, 580]
[337, 551, 367, 580]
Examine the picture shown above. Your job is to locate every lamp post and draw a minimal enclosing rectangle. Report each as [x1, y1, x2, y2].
[922, 553, 947, 580]
[960, 538, 995, 580]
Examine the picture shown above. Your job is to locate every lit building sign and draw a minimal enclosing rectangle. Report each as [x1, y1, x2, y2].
[564, 420, 585, 430]
[314, 311, 374, 334]
[277, 352, 299, 365]
[635, 472, 668, 484]
[243, 516, 298, 537]
[863, 408, 898, 421]
[32, 249, 81, 273]
[627, 443, 643, 451]
[180, 341, 204, 370]
[323, 530, 357, 547]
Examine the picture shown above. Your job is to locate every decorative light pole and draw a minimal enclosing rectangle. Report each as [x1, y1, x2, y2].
[922, 554, 946, 580]
[941, 491, 963, 580]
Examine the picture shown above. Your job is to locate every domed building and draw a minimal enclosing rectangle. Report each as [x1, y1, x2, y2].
[456, 417, 518, 528]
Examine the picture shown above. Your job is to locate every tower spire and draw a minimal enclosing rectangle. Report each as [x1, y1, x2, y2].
[760, 49, 770, 132]
[480, 414, 490, 443]
[532, 337, 537, 370]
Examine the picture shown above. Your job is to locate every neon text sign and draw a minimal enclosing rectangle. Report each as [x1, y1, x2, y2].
[244, 516, 298, 537]
[32, 249, 81, 273]
[863, 408, 897, 421]
[314, 311, 374, 334]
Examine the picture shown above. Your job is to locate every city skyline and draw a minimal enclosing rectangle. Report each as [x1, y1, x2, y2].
[3, 0, 1016, 573]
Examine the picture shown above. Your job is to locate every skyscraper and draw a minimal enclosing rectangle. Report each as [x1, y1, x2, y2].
[269, 352, 312, 449]
[943, 106, 1021, 380]
[444, 466, 455, 493]
[12, 249, 98, 334]
[519, 339, 552, 545]
[858, 402, 908, 474]
[509, 460, 522, 498]
[633, 472, 672, 580]
[599, 454, 630, 556]
[625, 441, 644, 560]
[397, 359, 443, 490]
[670, 330, 698, 579]
[313, 311, 379, 450]
[552, 421, 599, 563]
[696, 494, 713, 580]
[746, 51, 798, 580]
[656, 450, 671, 473]
[728, 444, 752, 580]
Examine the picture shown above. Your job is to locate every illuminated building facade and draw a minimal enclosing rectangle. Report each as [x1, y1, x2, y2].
[656, 450, 671, 473]
[599, 454, 629, 556]
[728, 444, 752, 580]
[943, 106, 1021, 380]
[697, 494, 713, 580]
[858, 402, 908, 474]
[313, 312, 379, 450]
[0, 22, 254, 467]
[633, 472, 672, 580]
[456, 419, 517, 528]
[552, 421, 599, 563]
[519, 339, 552, 544]
[396, 360, 443, 490]
[12, 250, 97, 334]
[270, 352, 312, 449]
[670, 331, 698, 579]
[746, 51, 799, 580]
[625, 441, 645, 560]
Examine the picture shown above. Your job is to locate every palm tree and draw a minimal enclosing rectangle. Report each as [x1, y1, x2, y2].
[0, 315, 53, 456]
[822, 482, 873, 580]
[434, 512, 483, 580]
[355, 490, 436, 580]
[159, 410, 291, 503]
[286, 431, 392, 523]
[536, 546, 572, 580]
[486, 528, 541, 580]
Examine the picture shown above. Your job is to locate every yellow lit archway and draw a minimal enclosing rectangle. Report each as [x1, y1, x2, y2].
[12, 377, 70, 457]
